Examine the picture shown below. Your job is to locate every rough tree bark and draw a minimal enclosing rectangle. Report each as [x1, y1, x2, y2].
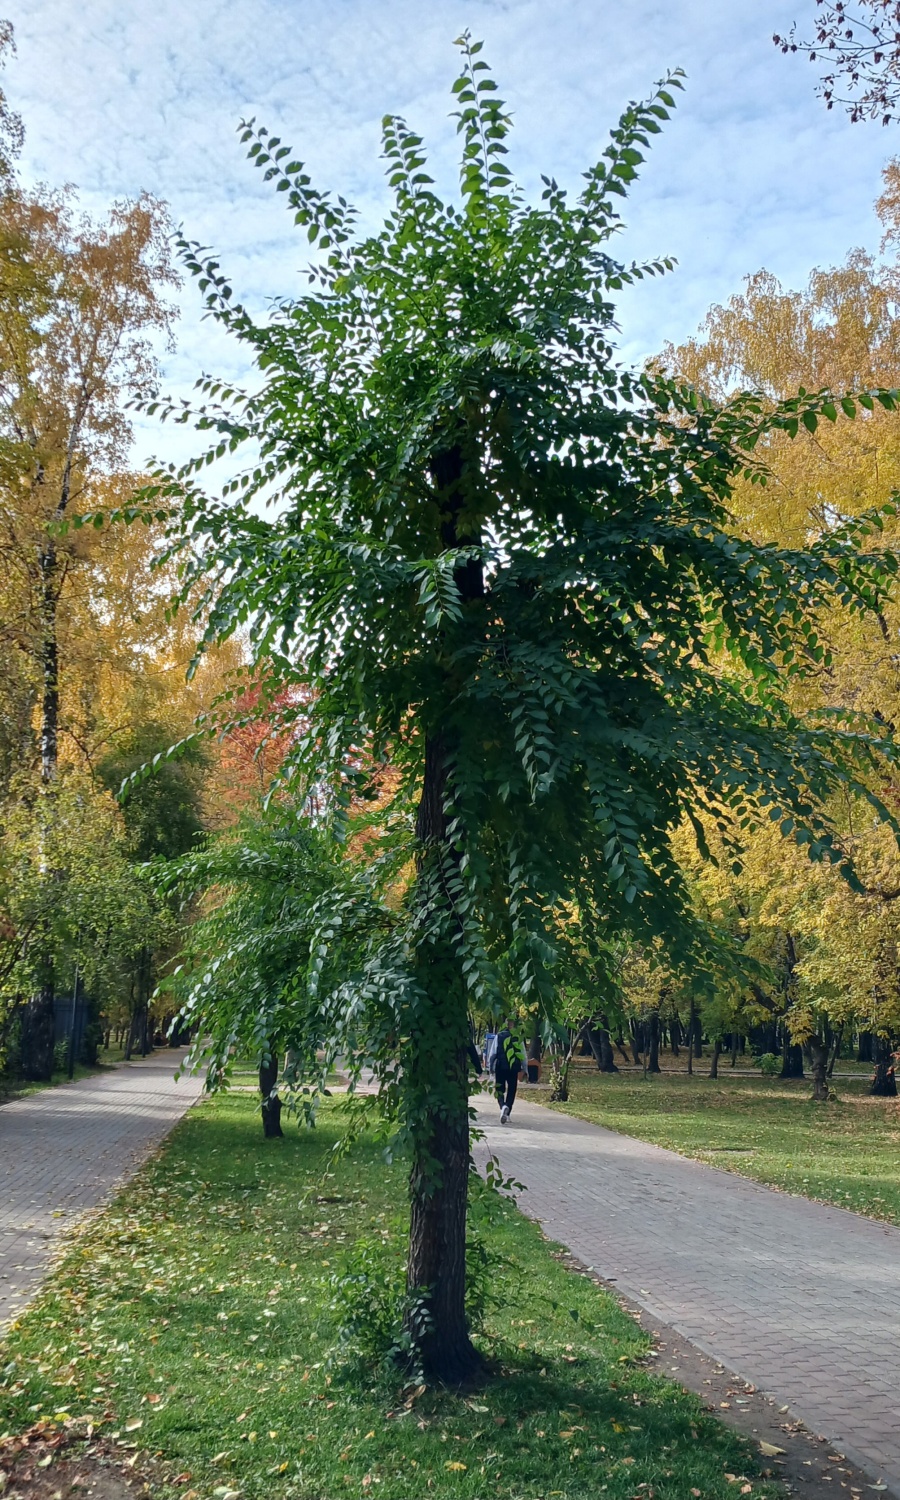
[406, 733, 482, 1381]
[404, 441, 485, 1384]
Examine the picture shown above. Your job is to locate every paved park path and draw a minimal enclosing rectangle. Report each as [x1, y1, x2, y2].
[475, 1093, 900, 1495]
[0, 1051, 203, 1329]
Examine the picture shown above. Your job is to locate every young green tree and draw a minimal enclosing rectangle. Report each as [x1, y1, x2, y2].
[156, 808, 366, 1134]
[149, 38, 900, 1380]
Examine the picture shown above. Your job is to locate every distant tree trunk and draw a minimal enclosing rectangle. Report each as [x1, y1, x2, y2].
[730, 1032, 740, 1068]
[780, 1035, 805, 1079]
[670, 1016, 681, 1057]
[549, 1050, 570, 1101]
[629, 1019, 642, 1066]
[20, 505, 67, 1083]
[870, 1037, 897, 1097]
[809, 1036, 830, 1101]
[586, 1017, 618, 1073]
[613, 1030, 631, 1063]
[647, 1012, 661, 1073]
[857, 1030, 875, 1063]
[709, 1036, 722, 1079]
[686, 1000, 695, 1077]
[827, 1023, 843, 1077]
[141, 948, 153, 1055]
[259, 1053, 283, 1137]
[692, 1012, 703, 1058]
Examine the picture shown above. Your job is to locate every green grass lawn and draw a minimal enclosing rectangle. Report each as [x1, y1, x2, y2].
[0, 1094, 779, 1500]
[553, 1057, 900, 1225]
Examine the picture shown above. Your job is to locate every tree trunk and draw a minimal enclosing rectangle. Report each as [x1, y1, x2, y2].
[19, 540, 61, 1082]
[809, 1037, 830, 1102]
[259, 1054, 283, 1137]
[730, 1032, 740, 1068]
[709, 1036, 722, 1079]
[405, 738, 481, 1380]
[587, 1018, 618, 1073]
[140, 949, 152, 1054]
[548, 1051, 570, 1101]
[405, 436, 486, 1384]
[613, 1031, 630, 1063]
[780, 1036, 805, 1079]
[686, 1000, 695, 1076]
[870, 1037, 897, 1097]
[629, 1019, 642, 1066]
[670, 1016, 680, 1057]
[647, 1011, 661, 1073]
[857, 1030, 875, 1063]
[406, 1044, 475, 1379]
[39, 540, 60, 786]
[826, 1023, 843, 1077]
[692, 1013, 703, 1058]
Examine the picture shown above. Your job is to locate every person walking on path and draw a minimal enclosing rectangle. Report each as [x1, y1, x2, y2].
[488, 1018, 526, 1123]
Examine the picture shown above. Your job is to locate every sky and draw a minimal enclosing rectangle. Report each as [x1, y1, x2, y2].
[7, 0, 900, 471]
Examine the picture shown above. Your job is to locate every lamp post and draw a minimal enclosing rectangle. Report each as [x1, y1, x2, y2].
[67, 963, 80, 1080]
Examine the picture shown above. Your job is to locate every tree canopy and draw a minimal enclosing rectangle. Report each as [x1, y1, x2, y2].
[143, 36, 900, 1379]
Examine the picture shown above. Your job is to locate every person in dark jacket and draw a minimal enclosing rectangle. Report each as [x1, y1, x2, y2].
[491, 1018, 526, 1124]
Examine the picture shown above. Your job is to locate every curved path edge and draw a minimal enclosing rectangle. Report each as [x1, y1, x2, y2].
[0, 1050, 204, 1330]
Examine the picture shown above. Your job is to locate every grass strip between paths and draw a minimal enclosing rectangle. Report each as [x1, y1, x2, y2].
[0, 1095, 780, 1500]
[550, 1061, 900, 1226]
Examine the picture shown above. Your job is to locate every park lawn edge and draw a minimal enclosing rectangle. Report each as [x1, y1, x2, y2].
[0, 1094, 781, 1500]
[547, 1063, 900, 1229]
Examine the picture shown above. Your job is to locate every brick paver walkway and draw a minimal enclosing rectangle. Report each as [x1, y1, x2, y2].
[0, 1051, 203, 1329]
[474, 1093, 900, 1494]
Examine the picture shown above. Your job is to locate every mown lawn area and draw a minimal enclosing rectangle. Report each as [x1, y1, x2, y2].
[553, 1058, 900, 1225]
[0, 1095, 779, 1500]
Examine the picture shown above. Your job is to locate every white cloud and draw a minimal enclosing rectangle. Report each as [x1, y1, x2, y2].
[8, 0, 897, 470]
